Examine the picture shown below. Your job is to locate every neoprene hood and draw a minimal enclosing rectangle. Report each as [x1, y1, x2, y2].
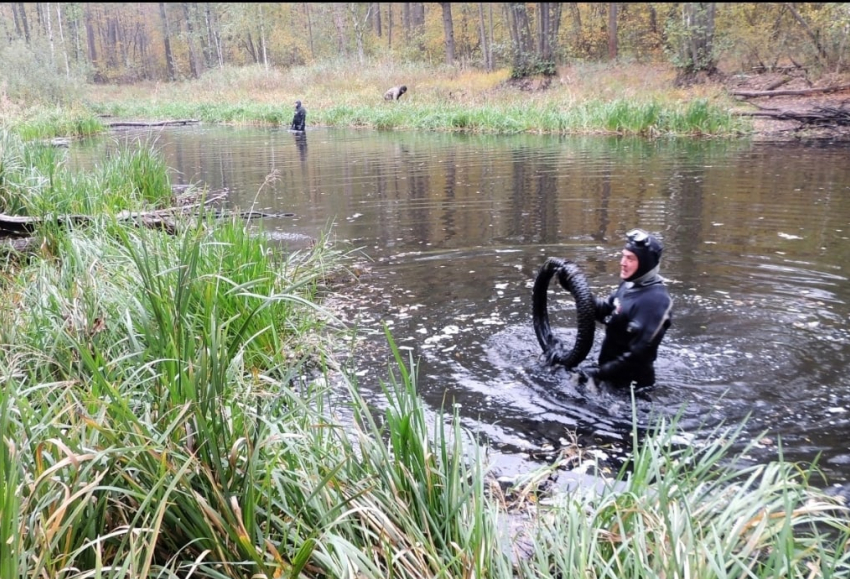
[624, 229, 663, 281]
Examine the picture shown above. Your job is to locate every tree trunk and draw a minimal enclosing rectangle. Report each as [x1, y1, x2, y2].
[333, 4, 347, 56]
[259, 4, 269, 70]
[46, 2, 56, 67]
[680, 3, 716, 73]
[439, 2, 455, 65]
[84, 5, 99, 78]
[538, 2, 550, 61]
[56, 4, 70, 76]
[17, 3, 30, 43]
[135, 3, 153, 80]
[478, 3, 490, 71]
[387, 3, 392, 49]
[159, 2, 175, 80]
[182, 3, 201, 78]
[785, 3, 829, 65]
[304, 3, 314, 59]
[11, 3, 23, 39]
[412, 3, 425, 31]
[402, 3, 410, 42]
[373, 2, 381, 37]
[608, 3, 618, 60]
[488, 3, 494, 70]
[550, 2, 562, 60]
[204, 3, 224, 68]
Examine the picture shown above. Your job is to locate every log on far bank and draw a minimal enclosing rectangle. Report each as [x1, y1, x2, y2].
[104, 119, 201, 128]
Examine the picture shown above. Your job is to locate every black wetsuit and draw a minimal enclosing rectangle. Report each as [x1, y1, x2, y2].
[593, 273, 673, 387]
[291, 105, 306, 131]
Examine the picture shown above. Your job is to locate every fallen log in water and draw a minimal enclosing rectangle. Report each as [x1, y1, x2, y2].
[0, 194, 294, 247]
[104, 119, 201, 128]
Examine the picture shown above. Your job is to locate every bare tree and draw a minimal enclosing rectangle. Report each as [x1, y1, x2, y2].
[387, 3, 392, 48]
[56, 3, 70, 76]
[182, 3, 202, 78]
[439, 2, 455, 65]
[304, 3, 314, 59]
[84, 4, 99, 77]
[349, 3, 373, 65]
[679, 3, 716, 74]
[608, 3, 618, 60]
[204, 3, 223, 69]
[372, 2, 381, 36]
[333, 4, 347, 55]
[159, 2, 175, 80]
[478, 3, 490, 71]
[15, 3, 30, 43]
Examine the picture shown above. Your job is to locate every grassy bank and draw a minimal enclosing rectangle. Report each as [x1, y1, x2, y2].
[4, 61, 749, 139]
[2, 127, 850, 577]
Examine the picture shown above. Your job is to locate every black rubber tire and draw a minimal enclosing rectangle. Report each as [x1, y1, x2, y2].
[532, 257, 597, 369]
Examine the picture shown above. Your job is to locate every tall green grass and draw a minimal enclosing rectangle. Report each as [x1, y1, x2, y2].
[0, 129, 173, 218]
[517, 406, 850, 578]
[8, 106, 104, 140]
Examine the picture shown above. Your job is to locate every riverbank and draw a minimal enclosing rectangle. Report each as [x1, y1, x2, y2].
[4, 62, 744, 140]
[6, 61, 849, 142]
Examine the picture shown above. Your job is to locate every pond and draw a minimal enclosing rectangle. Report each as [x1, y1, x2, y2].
[70, 125, 850, 493]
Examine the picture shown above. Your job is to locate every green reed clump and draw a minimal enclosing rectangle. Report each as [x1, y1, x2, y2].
[517, 409, 850, 579]
[9, 107, 105, 140]
[0, 131, 173, 219]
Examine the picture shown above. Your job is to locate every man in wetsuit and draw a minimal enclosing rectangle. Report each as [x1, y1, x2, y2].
[291, 100, 306, 132]
[578, 229, 673, 389]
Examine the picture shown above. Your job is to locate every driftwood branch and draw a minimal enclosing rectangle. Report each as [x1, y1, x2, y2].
[0, 192, 293, 242]
[737, 105, 850, 126]
[731, 83, 850, 98]
[104, 119, 200, 128]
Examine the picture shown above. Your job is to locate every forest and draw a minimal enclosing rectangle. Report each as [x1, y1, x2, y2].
[1, 3, 849, 104]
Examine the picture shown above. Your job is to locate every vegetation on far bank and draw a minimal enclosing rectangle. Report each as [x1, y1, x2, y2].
[4, 61, 749, 140]
[2, 123, 850, 577]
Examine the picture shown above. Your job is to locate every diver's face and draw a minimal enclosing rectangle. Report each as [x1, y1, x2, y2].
[620, 249, 639, 279]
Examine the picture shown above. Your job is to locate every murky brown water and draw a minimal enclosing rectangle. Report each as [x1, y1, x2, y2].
[71, 126, 850, 491]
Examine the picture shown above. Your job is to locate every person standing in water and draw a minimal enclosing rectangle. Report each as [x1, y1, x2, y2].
[578, 228, 673, 389]
[291, 100, 306, 132]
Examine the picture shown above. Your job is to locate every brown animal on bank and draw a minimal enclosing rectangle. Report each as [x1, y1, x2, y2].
[384, 85, 408, 101]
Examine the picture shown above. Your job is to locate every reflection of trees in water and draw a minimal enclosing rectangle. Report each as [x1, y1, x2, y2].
[507, 145, 561, 245]
[440, 148, 457, 242]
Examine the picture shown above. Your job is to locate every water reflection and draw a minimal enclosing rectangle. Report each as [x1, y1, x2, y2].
[293, 131, 308, 164]
[70, 127, 850, 488]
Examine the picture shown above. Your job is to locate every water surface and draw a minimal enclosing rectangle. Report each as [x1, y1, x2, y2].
[71, 126, 850, 490]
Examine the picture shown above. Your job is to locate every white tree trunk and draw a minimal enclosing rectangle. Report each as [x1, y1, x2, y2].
[46, 2, 55, 67]
[56, 4, 70, 76]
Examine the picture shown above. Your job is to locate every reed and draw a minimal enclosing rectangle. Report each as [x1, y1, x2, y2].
[8, 106, 104, 140]
[516, 405, 850, 578]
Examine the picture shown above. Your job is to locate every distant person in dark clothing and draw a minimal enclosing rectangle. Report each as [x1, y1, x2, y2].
[384, 85, 408, 101]
[578, 228, 673, 389]
[291, 100, 306, 131]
